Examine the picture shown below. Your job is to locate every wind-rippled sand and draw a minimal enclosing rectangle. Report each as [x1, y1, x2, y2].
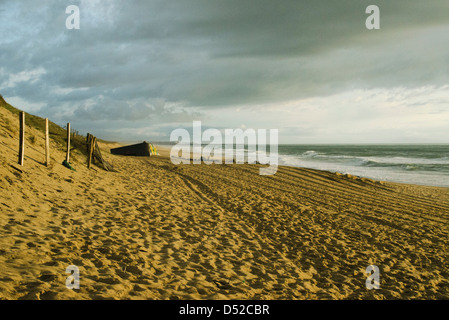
[1, 113, 448, 299]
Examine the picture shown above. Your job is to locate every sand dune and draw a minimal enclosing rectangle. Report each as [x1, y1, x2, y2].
[1, 107, 449, 299]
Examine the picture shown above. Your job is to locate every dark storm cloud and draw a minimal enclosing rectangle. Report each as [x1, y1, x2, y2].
[1, 0, 449, 139]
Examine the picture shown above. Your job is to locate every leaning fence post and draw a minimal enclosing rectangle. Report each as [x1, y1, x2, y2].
[45, 118, 50, 167]
[66, 122, 71, 163]
[18, 112, 25, 166]
[88, 136, 96, 169]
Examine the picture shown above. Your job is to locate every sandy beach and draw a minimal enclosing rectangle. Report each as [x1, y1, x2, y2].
[1, 106, 449, 300]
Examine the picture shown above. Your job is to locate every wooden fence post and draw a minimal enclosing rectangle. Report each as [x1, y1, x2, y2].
[86, 133, 90, 155]
[88, 136, 96, 169]
[45, 118, 50, 167]
[66, 122, 71, 163]
[87, 134, 93, 168]
[18, 112, 25, 166]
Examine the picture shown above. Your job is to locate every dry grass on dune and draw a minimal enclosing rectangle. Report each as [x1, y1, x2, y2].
[1, 101, 449, 300]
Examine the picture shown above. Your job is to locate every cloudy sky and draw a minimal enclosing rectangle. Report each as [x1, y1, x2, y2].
[1, 0, 448, 143]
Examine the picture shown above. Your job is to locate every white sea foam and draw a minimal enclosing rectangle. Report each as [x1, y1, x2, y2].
[277, 147, 449, 187]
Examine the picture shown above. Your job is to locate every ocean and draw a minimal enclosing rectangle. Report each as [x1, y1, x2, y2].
[277, 144, 449, 188]
[158, 143, 449, 188]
